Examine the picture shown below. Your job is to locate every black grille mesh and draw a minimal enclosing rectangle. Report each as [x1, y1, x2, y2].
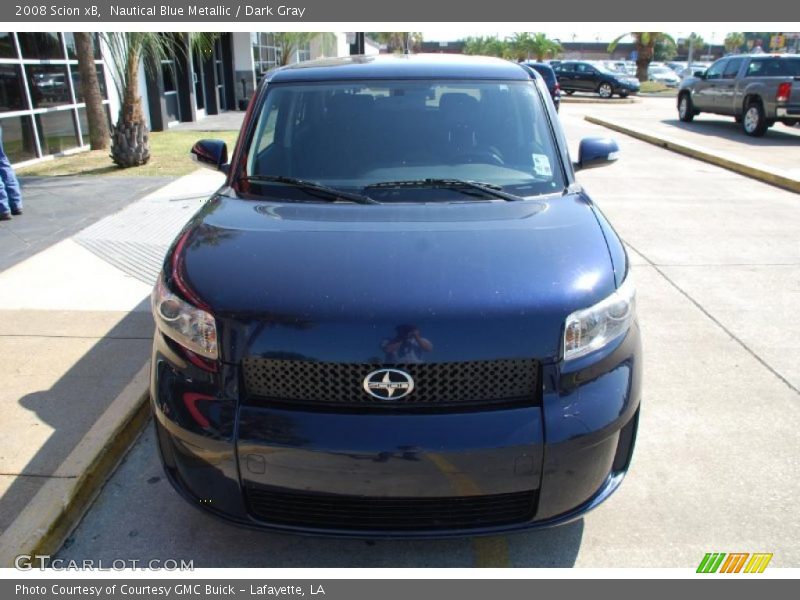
[245, 487, 537, 531]
[241, 358, 538, 407]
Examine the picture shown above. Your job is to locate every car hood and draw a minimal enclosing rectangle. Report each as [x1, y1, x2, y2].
[174, 192, 617, 364]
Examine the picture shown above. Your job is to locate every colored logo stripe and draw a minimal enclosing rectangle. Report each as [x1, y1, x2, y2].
[744, 553, 773, 573]
[697, 552, 773, 573]
[697, 553, 726, 573]
[719, 553, 749, 573]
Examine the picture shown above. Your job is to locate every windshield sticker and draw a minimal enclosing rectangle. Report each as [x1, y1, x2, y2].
[532, 154, 552, 177]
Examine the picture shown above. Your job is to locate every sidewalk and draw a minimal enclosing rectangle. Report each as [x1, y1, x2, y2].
[570, 96, 800, 193]
[0, 168, 224, 563]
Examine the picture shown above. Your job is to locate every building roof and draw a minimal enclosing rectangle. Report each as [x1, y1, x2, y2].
[267, 53, 530, 83]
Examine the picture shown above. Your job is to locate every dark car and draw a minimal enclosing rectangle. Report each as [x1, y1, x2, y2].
[151, 54, 642, 537]
[523, 61, 561, 111]
[555, 60, 640, 98]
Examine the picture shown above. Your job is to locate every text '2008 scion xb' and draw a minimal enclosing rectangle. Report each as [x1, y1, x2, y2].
[150, 54, 642, 537]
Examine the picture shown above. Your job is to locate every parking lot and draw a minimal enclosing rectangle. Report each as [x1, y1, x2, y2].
[54, 103, 800, 568]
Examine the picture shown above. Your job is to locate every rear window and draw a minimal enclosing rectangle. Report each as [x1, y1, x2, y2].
[245, 79, 565, 198]
[746, 58, 800, 77]
[528, 64, 556, 85]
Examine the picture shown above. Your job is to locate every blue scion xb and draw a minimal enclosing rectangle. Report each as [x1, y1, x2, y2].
[150, 54, 642, 537]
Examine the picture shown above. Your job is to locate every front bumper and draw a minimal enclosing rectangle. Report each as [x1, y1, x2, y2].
[615, 81, 640, 93]
[151, 324, 642, 537]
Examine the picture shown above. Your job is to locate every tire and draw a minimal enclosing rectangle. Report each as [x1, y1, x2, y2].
[742, 100, 768, 137]
[678, 93, 695, 122]
[783, 119, 798, 127]
[564, 90, 575, 96]
[598, 83, 613, 99]
[735, 115, 743, 124]
[619, 90, 629, 98]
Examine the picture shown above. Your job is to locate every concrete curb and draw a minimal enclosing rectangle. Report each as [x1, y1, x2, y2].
[562, 96, 639, 105]
[0, 363, 151, 567]
[584, 115, 800, 194]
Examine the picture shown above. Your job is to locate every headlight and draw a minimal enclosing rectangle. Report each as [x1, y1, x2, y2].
[563, 275, 636, 361]
[152, 276, 218, 360]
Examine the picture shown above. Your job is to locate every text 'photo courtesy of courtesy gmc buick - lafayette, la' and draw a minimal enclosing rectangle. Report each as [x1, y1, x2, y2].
[150, 54, 642, 537]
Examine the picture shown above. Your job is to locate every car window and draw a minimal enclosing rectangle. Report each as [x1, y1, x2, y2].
[529, 65, 555, 85]
[722, 58, 744, 79]
[746, 58, 800, 77]
[705, 59, 727, 80]
[558, 63, 575, 73]
[245, 80, 566, 199]
[576, 64, 595, 74]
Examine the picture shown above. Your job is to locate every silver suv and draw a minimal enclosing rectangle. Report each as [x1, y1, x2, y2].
[677, 54, 800, 136]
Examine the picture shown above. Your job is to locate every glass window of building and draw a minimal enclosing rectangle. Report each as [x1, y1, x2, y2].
[0, 32, 18, 58]
[17, 32, 65, 60]
[252, 32, 282, 78]
[35, 110, 80, 155]
[0, 115, 38, 163]
[26, 64, 73, 108]
[0, 65, 27, 112]
[2, 32, 113, 164]
[296, 42, 311, 62]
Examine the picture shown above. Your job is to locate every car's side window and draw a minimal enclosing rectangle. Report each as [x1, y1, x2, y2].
[723, 58, 743, 79]
[746, 60, 763, 77]
[705, 60, 727, 80]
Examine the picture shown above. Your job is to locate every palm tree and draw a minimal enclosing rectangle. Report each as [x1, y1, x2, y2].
[463, 36, 507, 58]
[608, 32, 676, 81]
[273, 33, 316, 66]
[724, 32, 746, 54]
[74, 33, 108, 150]
[510, 33, 562, 61]
[102, 33, 217, 168]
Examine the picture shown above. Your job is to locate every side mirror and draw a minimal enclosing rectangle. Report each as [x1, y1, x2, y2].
[575, 137, 620, 171]
[191, 139, 228, 172]
[693, 70, 706, 78]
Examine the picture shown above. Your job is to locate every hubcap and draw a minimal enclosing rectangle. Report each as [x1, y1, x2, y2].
[600, 84, 612, 98]
[679, 98, 687, 118]
[744, 107, 759, 132]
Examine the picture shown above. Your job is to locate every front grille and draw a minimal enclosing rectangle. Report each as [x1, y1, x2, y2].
[245, 487, 537, 531]
[241, 358, 538, 408]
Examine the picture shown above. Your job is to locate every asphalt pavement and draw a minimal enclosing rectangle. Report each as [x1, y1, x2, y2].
[0, 176, 171, 273]
[56, 105, 800, 568]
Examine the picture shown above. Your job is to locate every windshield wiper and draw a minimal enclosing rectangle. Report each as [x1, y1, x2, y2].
[245, 175, 379, 205]
[364, 178, 524, 202]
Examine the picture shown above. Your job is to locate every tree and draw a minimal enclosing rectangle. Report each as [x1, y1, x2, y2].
[654, 36, 677, 61]
[102, 33, 217, 168]
[686, 33, 705, 54]
[74, 33, 108, 150]
[274, 32, 316, 66]
[369, 32, 423, 53]
[463, 36, 508, 58]
[510, 32, 563, 61]
[608, 32, 676, 81]
[724, 32, 746, 54]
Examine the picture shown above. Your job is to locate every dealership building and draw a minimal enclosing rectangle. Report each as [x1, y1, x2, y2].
[0, 32, 354, 167]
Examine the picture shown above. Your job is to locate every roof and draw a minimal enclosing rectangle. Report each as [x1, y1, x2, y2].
[266, 54, 531, 83]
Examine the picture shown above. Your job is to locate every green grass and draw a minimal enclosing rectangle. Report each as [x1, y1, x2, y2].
[639, 81, 676, 94]
[17, 129, 240, 177]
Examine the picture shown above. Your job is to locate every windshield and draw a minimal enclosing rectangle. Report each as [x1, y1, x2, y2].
[244, 80, 565, 200]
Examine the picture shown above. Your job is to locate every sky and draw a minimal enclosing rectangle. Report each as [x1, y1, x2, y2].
[416, 26, 768, 45]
